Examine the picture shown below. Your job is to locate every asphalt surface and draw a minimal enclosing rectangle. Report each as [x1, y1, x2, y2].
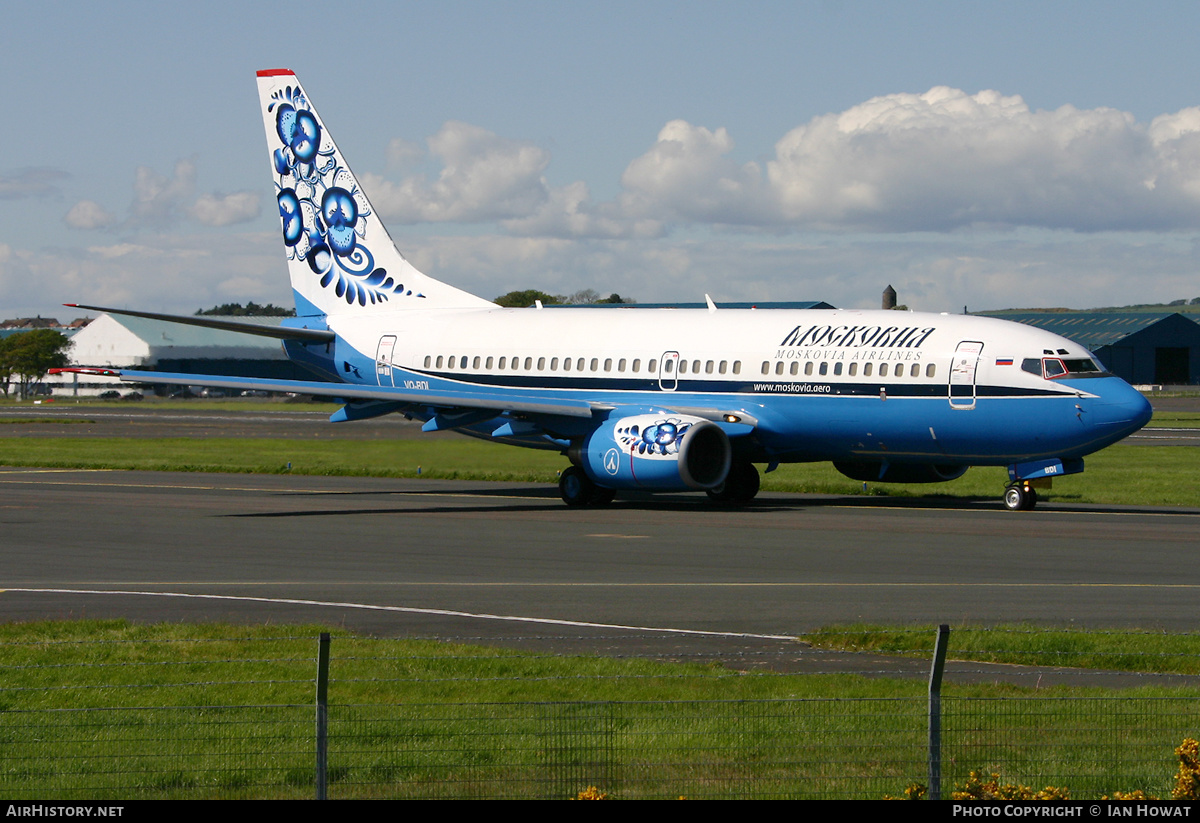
[1, 397, 1198, 685]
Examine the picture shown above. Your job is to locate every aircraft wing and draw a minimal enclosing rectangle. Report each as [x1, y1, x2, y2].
[51, 368, 595, 418]
[65, 304, 335, 344]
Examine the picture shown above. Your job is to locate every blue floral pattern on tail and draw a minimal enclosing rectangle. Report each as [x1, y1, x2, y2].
[266, 83, 412, 306]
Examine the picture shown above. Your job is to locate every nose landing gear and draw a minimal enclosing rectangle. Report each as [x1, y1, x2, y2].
[1003, 482, 1038, 511]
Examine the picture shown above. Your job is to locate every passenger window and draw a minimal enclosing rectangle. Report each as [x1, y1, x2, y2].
[472, 356, 480, 369]
[864, 362, 873, 377]
[604, 358, 612, 371]
[834, 362, 843, 376]
[692, 360, 701, 373]
[562, 357, 570, 371]
[498, 356, 506, 370]
[537, 357, 546, 370]
[632, 359, 641, 373]
[706, 360, 714, 374]
[648, 359, 656, 373]
[926, 363, 935, 378]
[577, 358, 585, 371]
[460, 356, 468, 369]
[485, 356, 493, 369]
[775, 362, 785, 375]
[805, 362, 813, 376]
[719, 361, 727, 374]
[424, 355, 431, 368]
[910, 364, 919, 378]
[849, 362, 857, 377]
[618, 358, 627, 372]
[733, 361, 741, 375]
[590, 358, 598, 371]
[790, 362, 799, 376]
[446, 356, 454, 369]
[524, 357, 533, 370]
[761, 361, 769, 375]
[819, 362, 828, 376]
[879, 363, 889, 377]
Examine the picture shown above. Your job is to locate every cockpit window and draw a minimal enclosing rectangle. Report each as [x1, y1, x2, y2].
[1041, 357, 1106, 379]
[1043, 358, 1068, 379]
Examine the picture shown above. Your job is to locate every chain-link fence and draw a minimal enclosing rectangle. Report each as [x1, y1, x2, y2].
[2, 626, 1198, 799]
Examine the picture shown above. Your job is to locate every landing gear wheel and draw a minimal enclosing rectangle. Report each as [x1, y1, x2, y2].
[1004, 484, 1038, 511]
[559, 466, 595, 507]
[706, 463, 761, 506]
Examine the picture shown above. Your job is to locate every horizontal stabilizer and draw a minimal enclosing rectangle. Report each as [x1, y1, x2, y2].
[65, 304, 335, 344]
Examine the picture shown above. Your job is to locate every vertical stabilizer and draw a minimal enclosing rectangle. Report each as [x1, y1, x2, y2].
[256, 69, 493, 316]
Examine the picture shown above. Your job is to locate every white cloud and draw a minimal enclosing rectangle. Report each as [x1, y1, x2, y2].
[63, 200, 116, 230]
[617, 88, 1200, 233]
[129, 159, 196, 227]
[0, 232, 286, 318]
[189, 191, 261, 227]
[385, 137, 424, 171]
[620, 120, 772, 224]
[365, 121, 551, 222]
[358, 88, 1200, 238]
[501, 181, 663, 239]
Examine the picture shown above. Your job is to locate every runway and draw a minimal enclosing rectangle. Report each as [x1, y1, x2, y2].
[3, 467, 1199, 643]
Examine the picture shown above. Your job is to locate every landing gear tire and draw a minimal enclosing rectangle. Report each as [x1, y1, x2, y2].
[559, 466, 596, 507]
[707, 463, 761, 506]
[1004, 484, 1038, 511]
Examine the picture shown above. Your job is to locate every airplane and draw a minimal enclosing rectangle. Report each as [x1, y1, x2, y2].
[58, 68, 1154, 511]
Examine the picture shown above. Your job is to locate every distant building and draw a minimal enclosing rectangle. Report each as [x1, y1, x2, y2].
[882, 285, 897, 311]
[983, 312, 1200, 385]
[0, 316, 63, 329]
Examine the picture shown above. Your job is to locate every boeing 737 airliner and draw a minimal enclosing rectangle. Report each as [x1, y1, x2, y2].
[61, 69, 1154, 510]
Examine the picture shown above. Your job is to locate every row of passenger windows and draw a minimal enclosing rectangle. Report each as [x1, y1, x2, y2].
[422, 355, 745, 375]
[761, 360, 938, 379]
[419, 353, 936, 380]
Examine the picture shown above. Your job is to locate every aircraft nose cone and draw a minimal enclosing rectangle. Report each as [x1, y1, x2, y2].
[1089, 380, 1152, 435]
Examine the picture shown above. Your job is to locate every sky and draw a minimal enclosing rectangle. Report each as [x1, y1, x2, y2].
[4, 0, 1200, 321]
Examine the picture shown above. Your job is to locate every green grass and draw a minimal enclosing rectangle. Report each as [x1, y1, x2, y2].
[3, 620, 1200, 799]
[3, 436, 1196, 506]
[804, 623, 1200, 675]
[1150, 412, 1200, 428]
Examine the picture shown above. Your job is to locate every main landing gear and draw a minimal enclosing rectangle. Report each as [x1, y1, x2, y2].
[706, 462, 761, 506]
[1003, 482, 1038, 511]
[558, 466, 616, 507]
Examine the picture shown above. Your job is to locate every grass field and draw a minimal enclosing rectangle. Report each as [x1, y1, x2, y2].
[3, 621, 1200, 799]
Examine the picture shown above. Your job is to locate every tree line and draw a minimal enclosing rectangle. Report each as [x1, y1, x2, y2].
[0, 330, 71, 398]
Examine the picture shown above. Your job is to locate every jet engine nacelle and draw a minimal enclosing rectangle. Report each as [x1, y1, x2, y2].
[833, 461, 969, 484]
[575, 414, 732, 491]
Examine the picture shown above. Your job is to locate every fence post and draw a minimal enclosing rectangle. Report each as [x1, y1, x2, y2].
[928, 624, 949, 801]
[316, 632, 331, 800]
